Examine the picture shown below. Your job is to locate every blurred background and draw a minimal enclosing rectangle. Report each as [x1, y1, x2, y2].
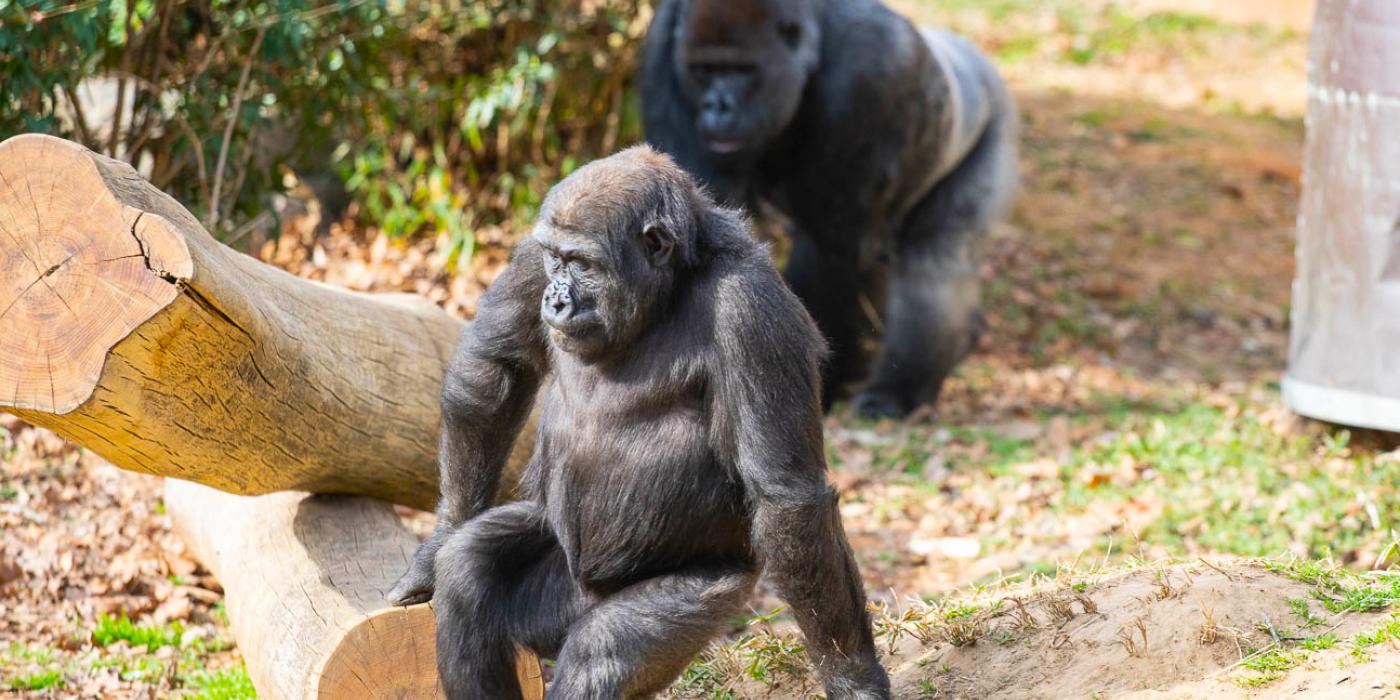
[8, 0, 1400, 697]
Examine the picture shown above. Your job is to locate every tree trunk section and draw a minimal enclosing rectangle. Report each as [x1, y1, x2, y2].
[0, 133, 542, 510]
[165, 479, 545, 700]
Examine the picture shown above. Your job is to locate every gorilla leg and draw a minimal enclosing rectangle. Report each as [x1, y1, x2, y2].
[785, 238, 876, 408]
[856, 103, 1017, 419]
[434, 502, 580, 700]
[548, 566, 756, 699]
[854, 238, 982, 419]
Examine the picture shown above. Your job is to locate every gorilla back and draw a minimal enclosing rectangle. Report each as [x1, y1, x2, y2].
[642, 0, 1018, 419]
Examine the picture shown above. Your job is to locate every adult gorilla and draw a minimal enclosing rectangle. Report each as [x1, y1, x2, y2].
[642, 0, 1018, 418]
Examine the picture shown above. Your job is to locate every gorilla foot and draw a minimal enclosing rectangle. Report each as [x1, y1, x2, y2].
[385, 569, 434, 606]
[386, 535, 443, 606]
[853, 390, 915, 420]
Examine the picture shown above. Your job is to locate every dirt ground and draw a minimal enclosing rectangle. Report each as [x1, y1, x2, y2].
[5, 0, 1400, 698]
[691, 560, 1400, 698]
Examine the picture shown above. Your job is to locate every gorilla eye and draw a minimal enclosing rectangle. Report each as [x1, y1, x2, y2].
[778, 21, 802, 49]
[568, 258, 591, 274]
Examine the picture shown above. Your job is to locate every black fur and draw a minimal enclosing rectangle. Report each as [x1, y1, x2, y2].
[388, 147, 888, 699]
[641, 0, 1018, 418]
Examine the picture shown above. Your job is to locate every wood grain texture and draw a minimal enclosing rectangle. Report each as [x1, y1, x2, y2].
[166, 479, 545, 700]
[0, 133, 481, 510]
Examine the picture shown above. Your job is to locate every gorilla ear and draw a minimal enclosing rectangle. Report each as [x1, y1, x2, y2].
[641, 222, 675, 266]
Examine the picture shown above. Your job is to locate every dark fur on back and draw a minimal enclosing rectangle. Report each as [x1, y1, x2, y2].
[388, 147, 888, 699]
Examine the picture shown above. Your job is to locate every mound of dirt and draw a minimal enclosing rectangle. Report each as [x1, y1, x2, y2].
[887, 562, 1395, 698]
[682, 561, 1400, 699]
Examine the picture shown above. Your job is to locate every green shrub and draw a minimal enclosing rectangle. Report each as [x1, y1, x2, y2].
[0, 0, 647, 249]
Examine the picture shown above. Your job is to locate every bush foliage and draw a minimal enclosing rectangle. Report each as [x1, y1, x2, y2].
[0, 0, 649, 254]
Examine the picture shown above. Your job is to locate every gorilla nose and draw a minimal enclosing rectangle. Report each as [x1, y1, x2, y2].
[544, 283, 575, 323]
[701, 92, 734, 115]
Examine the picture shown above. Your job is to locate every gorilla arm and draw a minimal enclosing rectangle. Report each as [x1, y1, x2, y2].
[714, 260, 890, 699]
[387, 241, 551, 606]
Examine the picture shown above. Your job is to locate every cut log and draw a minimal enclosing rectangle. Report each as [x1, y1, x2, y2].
[166, 479, 545, 700]
[0, 133, 547, 696]
[0, 133, 535, 511]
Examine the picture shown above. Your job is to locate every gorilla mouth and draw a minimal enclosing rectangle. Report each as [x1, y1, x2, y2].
[707, 138, 745, 154]
[546, 315, 606, 353]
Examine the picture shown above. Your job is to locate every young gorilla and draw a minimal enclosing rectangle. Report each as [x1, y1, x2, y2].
[641, 0, 1019, 419]
[387, 147, 889, 699]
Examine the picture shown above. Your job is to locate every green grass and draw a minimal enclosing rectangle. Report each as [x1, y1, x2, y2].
[1311, 577, 1400, 614]
[1354, 615, 1400, 649]
[181, 664, 257, 700]
[3, 668, 65, 691]
[846, 387, 1396, 570]
[965, 399, 1380, 556]
[92, 614, 185, 651]
[1, 643, 64, 691]
[1288, 598, 1325, 629]
[1237, 647, 1302, 687]
[913, 0, 1292, 70]
[1300, 633, 1338, 651]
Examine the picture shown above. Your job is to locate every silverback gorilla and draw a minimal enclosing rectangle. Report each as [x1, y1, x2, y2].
[641, 0, 1018, 419]
[387, 147, 889, 699]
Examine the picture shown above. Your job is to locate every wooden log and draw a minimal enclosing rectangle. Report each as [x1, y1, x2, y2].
[166, 479, 545, 700]
[0, 133, 539, 510]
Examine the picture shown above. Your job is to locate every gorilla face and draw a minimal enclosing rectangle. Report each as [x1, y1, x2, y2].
[677, 0, 820, 157]
[533, 151, 695, 362]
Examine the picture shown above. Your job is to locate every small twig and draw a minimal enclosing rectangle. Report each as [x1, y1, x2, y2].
[61, 85, 93, 145]
[172, 112, 209, 206]
[530, 78, 558, 164]
[108, 0, 137, 157]
[1260, 613, 1282, 644]
[223, 211, 274, 248]
[1198, 558, 1237, 581]
[208, 25, 265, 233]
[30, 0, 100, 21]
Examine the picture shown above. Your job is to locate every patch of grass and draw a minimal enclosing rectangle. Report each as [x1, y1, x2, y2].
[0, 483, 17, 500]
[212, 602, 230, 627]
[1288, 597, 1325, 629]
[91, 614, 185, 652]
[1, 643, 65, 691]
[181, 664, 257, 700]
[943, 604, 981, 621]
[1074, 106, 1123, 128]
[3, 668, 65, 691]
[1267, 560, 1345, 591]
[1312, 577, 1400, 614]
[1300, 633, 1338, 651]
[1237, 647, 1302, 687]
[1354, 615, 1400, 649]
[928, 0, 1038, 23]
[735, 631, 808, 688]
[1059, 403, 1398, 561]
[994, 34, 1041, 64]
[118, 655, 167, 683]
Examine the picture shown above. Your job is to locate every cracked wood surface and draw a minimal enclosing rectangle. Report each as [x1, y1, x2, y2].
[166, 480, 545, 700]
[0, 134, 537, 511]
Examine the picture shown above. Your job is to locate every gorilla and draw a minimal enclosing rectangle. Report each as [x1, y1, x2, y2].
[387, 147, 889, 699]
[641, 0, 1018, 419]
